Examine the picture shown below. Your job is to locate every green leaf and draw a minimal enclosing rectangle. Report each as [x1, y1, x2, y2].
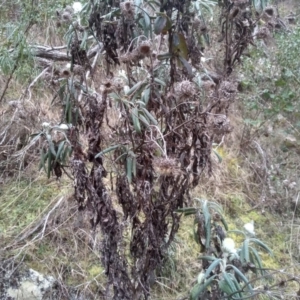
[204, 258, 222, 278]
[138, 114, 150, 127]
[249, 238, 273, 255]
[249, 246, 265, 275]
[156, 52, 172, 60]
[199, 256, 217, 261]
[95, 145, 120, 159]
[80, 30, 88, 49]
[47, 148, 52, 179]
[142, 87, 151, 105]
[45, 134, 56, 157]
[275, 78, 286, 87]
[154, 78, 166, 86]
[202, 201, 211, 249]
[175, 207, 197, 215]
[126, 155, 133, 183]
[223, 272, 238, 296]
[173, 32, 188, 59]
[190, 275, 217, 300]
[240, 239, 250, 264]
[154, 14, 171, 35]
[38, 150, 48, 172]
[141, 107, 158, 125]
[132, 156, 137, 177]
[213, 149, 222, 163]
[55, 141, 65, 162]
[126, 81, 144, 96]
[132, 107, 141, 133]
[30, 132, 42, 138]
[178, 56, 193, 77]
[228, 264, 253, 292]
[219, 277, 235, 296]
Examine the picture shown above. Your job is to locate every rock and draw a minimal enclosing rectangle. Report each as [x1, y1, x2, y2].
[6, 269, 55, 300]
[0, 261, 94, 300]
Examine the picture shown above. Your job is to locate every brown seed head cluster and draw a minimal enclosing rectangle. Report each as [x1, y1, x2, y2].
[153, 157, 181, 176]
[120, 40, 152, 63]
[219, 81, 238, 99]
[138, 41, 152, 56]
[175, 80, 196, 100]
[209, 114, 231, 135]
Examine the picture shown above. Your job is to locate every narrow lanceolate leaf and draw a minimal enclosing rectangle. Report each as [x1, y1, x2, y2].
[55, 140, 65, 162]
[178, 56, 193, 77]
[138, 114, 150, 127]
[132, 156, 137, 177]
[220, 214, 228, 231]
[126, 155, 133, 183]
[142, 87, 151, 105]
[126, 81, 144, 96]
[250, 238, 273, 255]
[95, 145, 120, 159]
[230, 274, 244, 299]
[202, 201, 211, 249]
[132, 107, 141, 133]
[156, 52, 172, 60]
[223, 272, 238, 295]
[46, 134, 56, 157]
[228, 264, 253, 292]
[204, 258, 222, 278]
[199, 256, 217, 261]
[249, 246, 265, 275]
[39, 150, 48, 172]
[190, 275, 217, 300]
[213, 149, 222, 163]
[175, 207, 197, 215]
[241, 239, 250, 264]
[80, 30, 88, 49]
[173, 32, 188, 59]
[154, 77, 166, 87]
[219, 278, 234, 296]
[47, 149, 52, 179]
[154, 14, 171, 35]
[141, 108, 158, 125]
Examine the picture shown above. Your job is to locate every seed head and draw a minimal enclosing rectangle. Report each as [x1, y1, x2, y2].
[138, 41, 152, 56]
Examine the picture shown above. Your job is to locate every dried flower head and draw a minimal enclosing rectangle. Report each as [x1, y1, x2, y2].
[101, 79, 114, 93]
[72, 64, 85, 75]
[220, 81, 238, 99]
[265, 6, 275, 17]
[153, 157, 181, 176]
[120, 48, 144, 63]
[138, 41, 152, 56]
[209, 114, 231, 135]
[62, 11, 72, 22]
[175, 80, 196, 101]
[201, 80, 216, 92]
[193, 17, 207, 34]
[120, 1, 134, 20]
[61, 64, 71, 77]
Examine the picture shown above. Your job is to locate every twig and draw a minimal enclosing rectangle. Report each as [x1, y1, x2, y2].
[39, 196, 64, 240]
